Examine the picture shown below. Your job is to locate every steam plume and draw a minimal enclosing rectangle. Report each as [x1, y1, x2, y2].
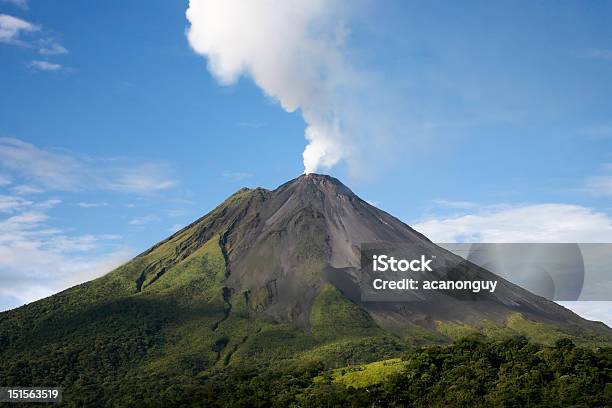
[185, 0, 353, 173]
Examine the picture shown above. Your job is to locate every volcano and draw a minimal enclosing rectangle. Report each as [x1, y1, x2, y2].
[127, 173, 606, 333]
[1, 174, 610, 403]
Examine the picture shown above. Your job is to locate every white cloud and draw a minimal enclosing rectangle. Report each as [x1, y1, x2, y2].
[38, 41, 68, 56]
[0, 0, 28, 10]
[582, 164, 612, 196]
[413, 203, 612, 243]
[0, 13, 68, 62]
[0, 14, 37, 44]
[129, 215, 157, 226]
[0, 195, 32, 212]
[11, 184, 44, 194]
[0, 196, 131, 311]
[108, 164, 177, 194]
[557, 301, 612, 328]
[585, 175, 612, 196]
[29, 60, 63, 71]
[187, 0, 386, 175]
[76, 202, 108, 208]
[35, 198, 62, 210]
[0, 247, 131, 311]
[0, 196, 57, 215]
[0, 138, 82, 189]
[0, 138, 177, 194]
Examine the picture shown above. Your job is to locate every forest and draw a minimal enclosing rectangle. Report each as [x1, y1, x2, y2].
[2, 334, 610, 407]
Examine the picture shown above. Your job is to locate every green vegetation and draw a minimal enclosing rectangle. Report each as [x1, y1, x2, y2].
[3, 291, 610, 408]
[93, 336, 607, 407]
[436, 313, 612, 347]
[315, 357, 405, 388]
[310, 284, 382, 341]
[299, 336, 612, 407]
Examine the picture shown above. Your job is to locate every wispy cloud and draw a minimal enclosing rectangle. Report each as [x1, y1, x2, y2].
[585, 175, 612, 196]
[556, 301, 612, 327]
[76, 202, 109, 208]
[0, 195, 32, 213]
[0, 0, 28, 10]
[0, 13, 38, 44]
[221, 170, 252, 182]
[128, 215, 158, 226]
[0, 138, 82, 189]
[0, 13, 68, 64]
[0, 138, 178, 195]
[0, 195, 59, 214]
[109, 164, 177, 194]
[29, 60, 63, 71]
[11, 184, 44, 195]
[38, 41, 68, 56]
[583, 164, 612, 197]
[413, 203, 612, 243]
[0, 195, 131, 311]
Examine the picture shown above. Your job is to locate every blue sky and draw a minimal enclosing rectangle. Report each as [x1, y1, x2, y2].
[1, 0, 612, 322]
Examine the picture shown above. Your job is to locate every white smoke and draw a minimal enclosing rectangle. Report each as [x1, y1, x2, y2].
[185, 0, 355, 174]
